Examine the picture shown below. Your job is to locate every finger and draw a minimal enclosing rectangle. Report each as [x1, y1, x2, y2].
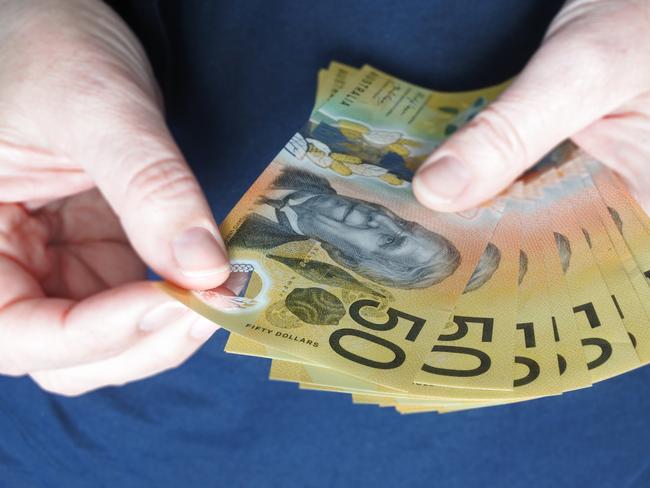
[34, 189, 147, 300]
[0, 171, 94, 203]
[30, 310, 219, 397]
[24, 3, 230, 290]
[0, 256, 190, 375]
[412, 1, 650, 211]
[69, 98, 229, 291]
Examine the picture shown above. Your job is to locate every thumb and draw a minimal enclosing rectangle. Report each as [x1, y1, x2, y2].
[412, 2, 648, 212]
[72, 102, 230, 291]
[1, 0, 230, 291]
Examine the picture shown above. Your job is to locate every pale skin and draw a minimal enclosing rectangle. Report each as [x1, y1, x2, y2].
[413, 0, 650, 214]
[0, 0, 230, 396]
[0, 0, 648, 395]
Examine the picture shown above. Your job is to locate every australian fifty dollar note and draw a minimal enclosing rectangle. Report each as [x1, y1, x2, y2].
[162, 62, 515, 394]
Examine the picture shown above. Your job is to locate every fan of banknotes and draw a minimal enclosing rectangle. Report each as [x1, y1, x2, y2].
[163, 61, 650, 413]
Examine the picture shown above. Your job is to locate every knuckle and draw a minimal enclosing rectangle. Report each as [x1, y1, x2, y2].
[468, 105, 529, 172]
[123, 158, 200, 209]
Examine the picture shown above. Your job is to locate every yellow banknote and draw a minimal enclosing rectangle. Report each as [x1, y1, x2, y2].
[566, 160, 650, 363]
[314, 61, 358, 110]
[412, 206, 519, 391]
[224, 333, 314, 364]
[526, 202, 592, 392]
[534, 170, 640, 381]
[532, 161, 650, 365]
[317, 64, 508, 152]
[586, 161, 650, 281]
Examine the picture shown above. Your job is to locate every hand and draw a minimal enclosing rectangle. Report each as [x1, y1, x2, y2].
[413, 0, 650, 212]
[0, 0, 229, 395]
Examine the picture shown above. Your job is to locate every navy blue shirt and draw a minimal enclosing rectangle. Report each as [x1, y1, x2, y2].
[5, 2, 650, 487]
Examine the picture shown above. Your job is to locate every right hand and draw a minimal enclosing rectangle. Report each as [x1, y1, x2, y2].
[413, 0, 650, 213]
[0, 0, 229, 396]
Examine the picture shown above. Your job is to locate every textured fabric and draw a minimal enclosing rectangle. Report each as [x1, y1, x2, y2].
[6, 2, 650, 487]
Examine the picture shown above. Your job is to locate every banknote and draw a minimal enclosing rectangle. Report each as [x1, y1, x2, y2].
[531, 168, 640, 382]
[586, 161, 650, 281]
[413, 206, 519, 391]
[258, 163, 644, 408]
[398, 169, 644, 408]
[504, 197, 562, 397]
[224, 333, 310, 364]
[314, 62, 358, 110]
[274, 192, 563, 406]
[529, 161, 650, 369]
[265, 173, 581, 404]
[525, 203, 592, 392]
[259, 159, 645, 409]
[162, 61, 650, 413]
[317, 64, 508, 145]
[566, 160, 650, 363]
[164, 65, 506, 393]
[304, 64, 508, 186]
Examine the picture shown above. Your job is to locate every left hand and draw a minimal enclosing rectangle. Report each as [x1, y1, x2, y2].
[0, 0, 229, 396]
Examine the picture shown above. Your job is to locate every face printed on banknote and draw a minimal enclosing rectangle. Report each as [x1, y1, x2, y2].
[227, 167, 472, 290]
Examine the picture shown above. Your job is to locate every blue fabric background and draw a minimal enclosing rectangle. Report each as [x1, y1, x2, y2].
[3, 1, 650, 487]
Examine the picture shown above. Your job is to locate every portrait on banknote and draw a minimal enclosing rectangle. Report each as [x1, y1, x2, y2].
[228, 167, 499, 291]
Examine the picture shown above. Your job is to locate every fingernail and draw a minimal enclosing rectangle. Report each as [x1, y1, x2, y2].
[189, 315, 219, 340]
[172, 226, 229, 278]
[415, 156, 471, 205]
[140, 302, 188, 331]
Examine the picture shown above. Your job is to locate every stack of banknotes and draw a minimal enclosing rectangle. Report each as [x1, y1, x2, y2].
[163, 62, 650, 413]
